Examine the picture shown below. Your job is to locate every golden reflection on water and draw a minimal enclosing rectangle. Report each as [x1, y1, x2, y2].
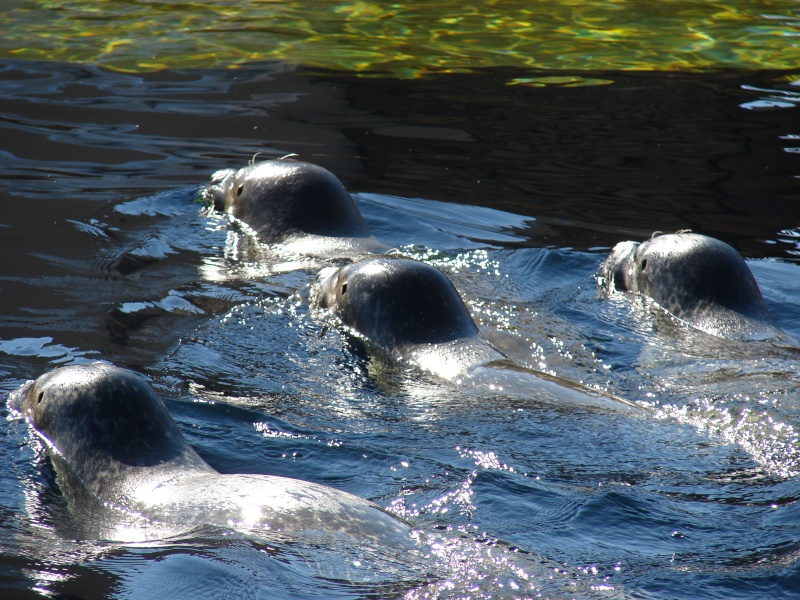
[4, 0, 800, 76]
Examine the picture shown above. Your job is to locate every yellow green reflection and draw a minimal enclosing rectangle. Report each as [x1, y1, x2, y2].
[3, 0, 800, 76]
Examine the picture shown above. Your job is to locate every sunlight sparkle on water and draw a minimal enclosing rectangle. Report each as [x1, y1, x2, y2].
[457, 447, 517, 473]
[655, 397, 800, 478]
[8, 1, 798, 75]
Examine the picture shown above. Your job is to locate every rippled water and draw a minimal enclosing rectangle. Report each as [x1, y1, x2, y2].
[3, 5, 800, 597]
[4, 177, 800, 598]
[4, 0, 800, 74]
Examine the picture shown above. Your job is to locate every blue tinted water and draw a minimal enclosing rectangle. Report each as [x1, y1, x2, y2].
[3, 184, 800, 598]
[2, 60, 800, 598]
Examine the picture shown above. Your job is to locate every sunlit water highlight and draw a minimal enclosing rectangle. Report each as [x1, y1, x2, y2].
[4, 0, 800, 75]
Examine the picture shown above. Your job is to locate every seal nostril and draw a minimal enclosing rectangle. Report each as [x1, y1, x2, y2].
[37, 391, 44, 404]
[641, 259, 648, 271]
[341, 283, 348, 295]
[237, 185, 244, 197]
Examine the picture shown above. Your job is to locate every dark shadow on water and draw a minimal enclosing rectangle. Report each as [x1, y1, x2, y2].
[1, 60, 799, 255]
[335, 68, 800, 255]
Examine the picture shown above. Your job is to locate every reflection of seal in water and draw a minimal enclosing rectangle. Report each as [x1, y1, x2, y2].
[601, 231, 780, 338]
[13, 362, 409, 544]
[204, 159, 384, 256]
[312, 256, 639, 411]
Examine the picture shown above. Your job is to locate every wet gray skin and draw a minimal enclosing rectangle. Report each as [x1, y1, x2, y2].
[12, 362, 411, 544]
[204, 159, 384, 254]
[312, 256, 480, 352]
[601, 232, 781, 338]
[312, 256, 642, 412]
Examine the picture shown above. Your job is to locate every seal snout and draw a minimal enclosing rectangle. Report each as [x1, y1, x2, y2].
[310, 266, 341, 310]
[204, 168, 237, 212]
[8, 379, 35, 414]
[602, 240, 639, 292]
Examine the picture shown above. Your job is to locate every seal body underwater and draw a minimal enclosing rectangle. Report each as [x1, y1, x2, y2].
[204, 159, 384, 256]
[312, 256, 639, 411]
[600, 231, 783, 339]
[12, 362, 410, 544]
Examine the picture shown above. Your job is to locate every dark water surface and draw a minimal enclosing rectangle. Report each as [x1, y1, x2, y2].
[2, 59, 800, 598]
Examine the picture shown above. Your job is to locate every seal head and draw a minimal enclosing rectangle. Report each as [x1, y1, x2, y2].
[205, 160, 374, 244]
[601, 232, 775, 336]
[312, 257, 479, 352]
[16, 362, 211, 501]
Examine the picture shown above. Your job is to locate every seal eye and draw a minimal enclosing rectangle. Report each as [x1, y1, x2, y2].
[236, 185, 244, 197]
[37, 391, 44, 404]
[640, 259, 648, 271]
[341, 282, 348, 295]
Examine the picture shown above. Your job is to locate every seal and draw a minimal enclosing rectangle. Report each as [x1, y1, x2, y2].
[600, 231, 781, 338]
[12, 362, 410, 544]
[313, 255, 480, 352]
[311, 256, 639, 411]
[204, 159, 385, 257]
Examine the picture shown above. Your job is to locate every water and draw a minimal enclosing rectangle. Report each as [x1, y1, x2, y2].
[3, 4, 800, 597]
[4, 0, 800, 74]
